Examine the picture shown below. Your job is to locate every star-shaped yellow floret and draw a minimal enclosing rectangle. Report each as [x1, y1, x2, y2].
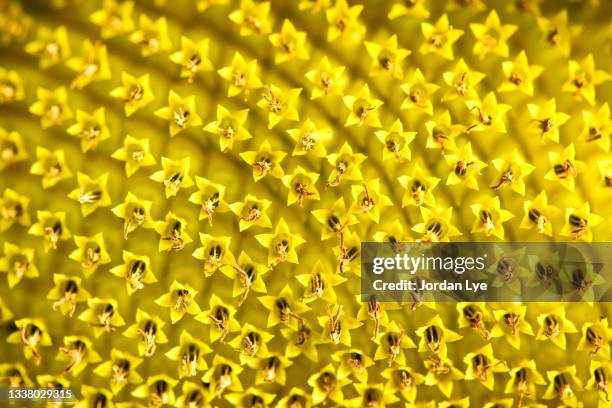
[154, 281, 201, 324]
[0, 188, 30, 232]
[269, 19, 309, 64]
[89, 0, 135, 39]
[311, 197, 357, 240]
[24, 25, 71, 69]
[0, 242, 38, 288]
[29, 86, 73, 129]
[28, 211, 71, 252]
[466, 92, 511, 133]
[68, 232, 112, 276]
[153, 212, 193, 252]
[562, 54, 612, 106]
[204, 105, 252, 152]
[463, 344, 507, 391]
[46, 273, 91, 317]
[255, 218, 305, 268]
[155, 90, 202, 137]
[258, 284, 310, 329]
[287, 118, 331, 157]
[581, 103, 611, 151]
[489, 149, 535, 195]
[66, 40, 111, 89]
[388, 0, 430, 20]
[544, 143, 585, 191]
[326, 0, 365, 42]
[128, 14, 171, 56]
[29, 147, 72, 188]
[445, 142, 487, 190]
[131, 375, 177, 404]
[425, 110, 465, 154]
[68, 172, 112, 217]
[398, 163, 440, 207]
[343, 84, 383, 127]
[192, 234, 235, 277]
[111, 135, 156, 177]
[470, 196, 514, 240]
[93, 348, 142, 394]
[0, 68, 26, 104]
[520, 191, 559, 237]
[112, 192, 154, 239]
[240, 140, 286, 182]
[218, 51, 263, 99]
[527, 98, 570, 143]
[188, 177, 230, 226]
[420, 14, 464, 60]
[0, 128, 28, 170]
[109, 72, 155, 117]
[196, 295, 241, 343]
[498, 51, 543, 96]
[560, 201, 603, 242]
[469, 10, 517, 59]
[78, 297, 125, 337]
[325, 142, 366, 188]
[305, 56, 345, 99]
[365, 34, 411, 80]
[169, 36, 213, 83]
[165, 330, 212, 378]
[257, 85, 302, 129]
[109, 250, 157, 295]
[150, 157, 194, 197]
[229, 0, 272, 36]
[350, 179, 392, 223]
[375, 118, 416, 162]
[537, 10, 575, 57]
[441, 58, 485, 102]
[401, 68, 439, 115]
[229, 194, 272, 231]
[66, 107, 111, 152]
[536, 306, 578, 350]
[281, 165, 320, 207]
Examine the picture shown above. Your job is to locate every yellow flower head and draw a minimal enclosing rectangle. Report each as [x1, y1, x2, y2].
[420, 14, 464, 60]
[28, 210, 71, 251]
[0, 128, 28, 169]
[412, 206, 462, 242]
[401, 68, 439, 115]
[519, 191, 559, 237]
[491, 305, 534, 350]
[111, 192, 154, 239]
[165, 330, 212, 378]
[498, 51, 543, 96]
[565, 54, 612, 107]
[218, 51, 263, 99]
[398, 163, 440, 207]
[311, 197, 357, 240]
[154, 280, 202, 324]
[537, 10, 575, 57]
[258, 284, 310, 329]
[128, 15, 171, 56]
[0, 68, 25, 104]
[67, 107, 111, 152]
[202, 355, 243, 397]
[204, 105, 252, 152]
[93, 348, 143, 395]
[296, 259, 346, 304]
[445, 142, 487, 190]
[256, 218, 305, 268]
[196, 294, 241, 343]
[89, 0, 135, 39]
[466, 92, 511, 133]
[351, 179, 393, 223]
[374, 321, 416, 367]
[25, 25, 71, 69]
[287, 118, 331, 157]
[68, 232, 112, 276]
[78, 297, 125, 337]
[343, 84, 383, 127]
[109, 72, 155, 117]
[544, 144, 585, 191]
[229, 194, 272, 231]
[365, 34, 411, 79]
[527, 98, 570, 143]
[326, 142, 366, 187]
[55, 336, 101, 376]
[281, 165, 320, 207]
[229, 0, 272, 36]
[67, 40, 111, 89]
[304, 56, 345, 99]
[131, 374, 178, 406]
[153, 212, 193, 252]
[269, 19, 309, 64]
[560, 201, 603, 242]
[169, 36, 214, 83]
[543, 366, 582, 404]
[155, 90, 202, 137]
[470, 197, 514, 240]
[581, 102, 611, 151]
[425, 110, 465, 154]
[326, 0, 365, 42]
[240, 140, 286, 182]
[470, 10, 518, 59]
[375, 118, 416, 162]
[489, 149, 536, 195]
[150, 157, 194, 197]
[29, 86, 73, 129]
[188, 177, 230, 226]
[257, 84, 302, 129]
[68, 172, 112, 217]
[0, 242, 38, 288]
[0, 188, 30, 232]
[442, 58, 485, 102]
[122, 309, 168, 357]
[192, 233, 235, 277]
